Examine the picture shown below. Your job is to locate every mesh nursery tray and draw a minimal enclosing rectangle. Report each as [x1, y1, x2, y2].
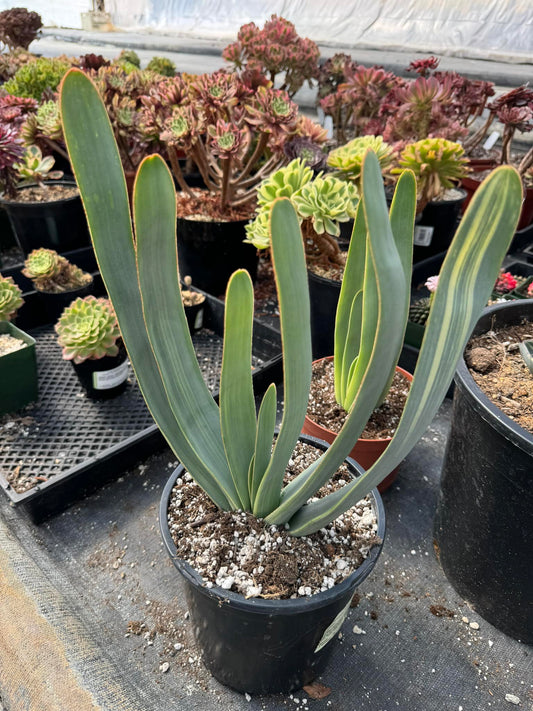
[0, 294, 282, 521]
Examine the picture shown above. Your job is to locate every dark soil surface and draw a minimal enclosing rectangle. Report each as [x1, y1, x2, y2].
[465, 319, 533, 434]
[167, 441, 379, 599]
[306, 358, 411, 438]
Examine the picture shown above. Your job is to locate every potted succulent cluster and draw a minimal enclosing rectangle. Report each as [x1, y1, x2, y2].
[392, 137, 470, 261]
[55, 295, 129, 399]
[222, 15, 320, 98]
[139, 67, 327, 295]
[0, 273, 38, 414]
[61, 68, 521, 694]
[22, 247, 94, 321]
[0, 130, 90, 254]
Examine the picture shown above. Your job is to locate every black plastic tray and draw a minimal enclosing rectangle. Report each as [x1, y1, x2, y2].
[0, 293, 282, 521]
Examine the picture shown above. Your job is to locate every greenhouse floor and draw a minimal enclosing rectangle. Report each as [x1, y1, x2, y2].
[1, 398, 531, 711]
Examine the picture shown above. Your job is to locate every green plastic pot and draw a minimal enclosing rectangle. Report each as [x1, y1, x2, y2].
[0, 322, 38, 415]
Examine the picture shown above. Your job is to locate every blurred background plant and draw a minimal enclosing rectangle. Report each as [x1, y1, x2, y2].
[222, 15, 320, 97]
[0, 7, 42, 52]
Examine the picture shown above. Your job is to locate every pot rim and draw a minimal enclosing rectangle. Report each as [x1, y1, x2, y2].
[305, 358, 413, 445]
[425, 187, 467, 207]
[160, 432, 386, 614]
[307, 268, 343, 287]
[0, 178, 80, 207]
[454, 298, 533, 453]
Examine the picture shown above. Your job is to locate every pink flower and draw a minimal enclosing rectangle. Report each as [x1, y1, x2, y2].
[425, 275, 439, 293]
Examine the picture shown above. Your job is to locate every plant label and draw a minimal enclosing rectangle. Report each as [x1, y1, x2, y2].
[414, 225, 434, 247]
[92, 360, 129, 390]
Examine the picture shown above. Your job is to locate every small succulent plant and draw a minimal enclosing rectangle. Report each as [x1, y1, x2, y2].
[527, 282, 533, 298]
[0, 7, 42, 51]
[3, 56, 70, 100]
[55, 296, 121, 363]
[146, 56, 176, 77]
[408, 276, 439, 326]
[493, 271, 519, 295]
[14, 144, 63, 188]
[0, 274, 24, 321]
[246, 158, 358, 268]
[327, 135, 394, 186]
[22, 248, 92, 293]
[392, 138, 469, 212]
[0, 121, 24, 198]
[222, 15, 320, 97]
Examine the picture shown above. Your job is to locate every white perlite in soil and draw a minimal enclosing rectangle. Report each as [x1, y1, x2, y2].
[167, 442, 380, 600]
[0, 334, 26, 357]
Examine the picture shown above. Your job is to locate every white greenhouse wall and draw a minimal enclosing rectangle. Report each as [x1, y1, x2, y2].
[0, 0, 531, 61]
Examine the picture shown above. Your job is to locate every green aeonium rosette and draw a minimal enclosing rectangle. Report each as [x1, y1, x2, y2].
[0, 275, 24, 321]
[55, 296, 121, 364]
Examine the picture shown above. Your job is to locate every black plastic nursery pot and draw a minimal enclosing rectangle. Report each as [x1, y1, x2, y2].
[176, 216, 258, 297]
[0, 321, 38, 415]
[307, 269, 341, 360]
[434, 299, 533, 643]
[71, 343, 129, 400]
[0, 180, 91, 256]
[412, 189, 466, 264]
[37, 278, 95, 324]
[160, 433, 386, 695]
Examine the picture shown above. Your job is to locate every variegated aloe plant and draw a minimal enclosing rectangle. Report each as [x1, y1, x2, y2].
[60, 68, 522, 536]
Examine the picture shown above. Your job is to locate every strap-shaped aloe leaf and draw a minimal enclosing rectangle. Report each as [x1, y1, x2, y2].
[375, 169, 416, 404]
[334, 202, 365, 405]
[220, 270, 256, 510]
[60, 69, 233, 511]
[134, 155, 240, 509]
[252, 198, 312, 518]
[288, 165, 523, 535]
[250, 383, 278, 505]
[265, 151, 413, 526]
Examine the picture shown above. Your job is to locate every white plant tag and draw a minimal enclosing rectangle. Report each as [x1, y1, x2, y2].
[483, 130, 500, 151]
[316, 106, 325, 124]
[314, 598, 352, 653]
[92, 360, 129, 390]
[414, 225, 434, 247]
[194, 308, 204, 330]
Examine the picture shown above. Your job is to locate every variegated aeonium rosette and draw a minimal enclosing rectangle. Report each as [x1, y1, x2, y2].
[0, 275, 24, 321]
[245, 157, 358, 268]
[55, 296, 121, 364]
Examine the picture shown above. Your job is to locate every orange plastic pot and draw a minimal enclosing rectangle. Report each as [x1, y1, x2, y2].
[302, 357, 413, 493]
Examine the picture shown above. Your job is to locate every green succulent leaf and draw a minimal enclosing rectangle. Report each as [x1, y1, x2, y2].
[220, 269, 256, 511]
[287, 164, 522, 535]
[250, 382, 278, 506]
[252, 198, 312, 518]
[265, 150, 412, 526]
[60, 68, 236, 512]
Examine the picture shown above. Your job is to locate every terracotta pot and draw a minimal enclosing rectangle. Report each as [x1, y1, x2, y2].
[302, 357, 413, 492]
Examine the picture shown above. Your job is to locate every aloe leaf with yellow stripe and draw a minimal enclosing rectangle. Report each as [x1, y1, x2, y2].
[286, 164, 522, 536]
